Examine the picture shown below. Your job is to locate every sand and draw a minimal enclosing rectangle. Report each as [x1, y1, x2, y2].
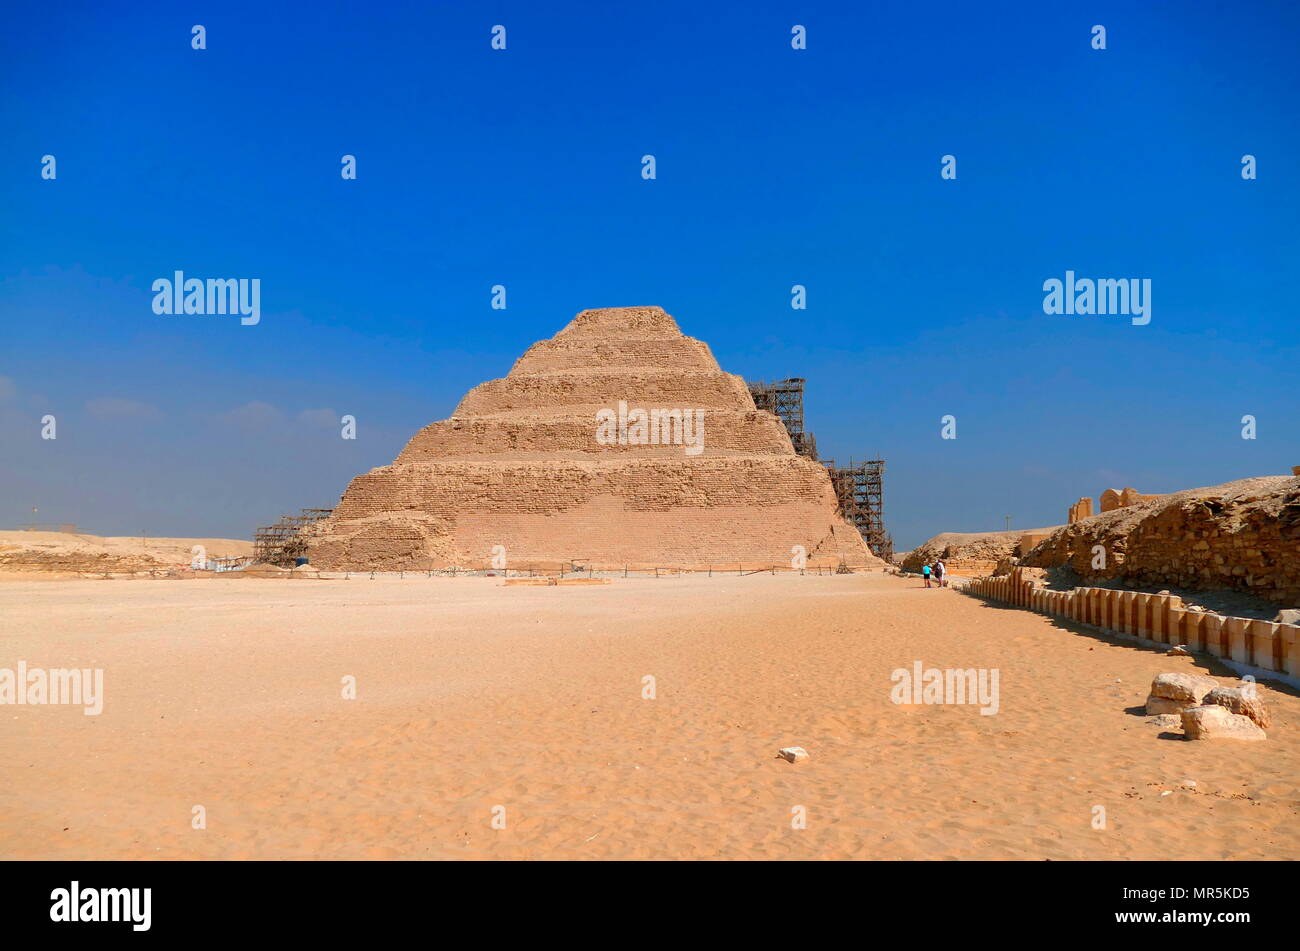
[2, 572, 1297, 860]
[0, 530, 252, 577]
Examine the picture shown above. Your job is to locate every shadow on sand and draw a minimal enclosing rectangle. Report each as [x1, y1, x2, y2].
[967, 597, 1299, 700]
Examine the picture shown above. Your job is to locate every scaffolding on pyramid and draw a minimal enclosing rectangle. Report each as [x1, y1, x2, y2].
[747, 378, 817, 460]
[253, 508, 334, 567]
[747, 375, 891, 560]
[821, 457, 891, 560]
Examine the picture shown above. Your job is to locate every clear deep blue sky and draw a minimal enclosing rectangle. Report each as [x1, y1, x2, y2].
[2, 0, 1297, 550]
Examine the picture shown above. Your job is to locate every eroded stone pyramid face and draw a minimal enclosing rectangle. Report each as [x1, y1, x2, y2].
[306, 306, 876, 569]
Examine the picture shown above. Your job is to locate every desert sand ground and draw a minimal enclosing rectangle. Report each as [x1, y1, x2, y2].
[0, 530, 252, 577]
[2, 572, 1297, 860]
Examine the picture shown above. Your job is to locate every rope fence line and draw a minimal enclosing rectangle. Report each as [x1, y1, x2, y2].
[83, 561, 888, 581]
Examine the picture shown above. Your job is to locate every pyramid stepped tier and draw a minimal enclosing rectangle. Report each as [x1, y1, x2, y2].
[306, 306, 880, 570]
[453, 368, 754, 417]
[334, 458, 842, 519]
[397, 411, 792, 461]
[550, 305, 689, 339]
[509, 337, 720, 374]
[310, 458, 866, 569]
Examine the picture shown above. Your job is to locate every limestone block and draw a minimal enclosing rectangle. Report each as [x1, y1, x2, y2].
[1146, 695, 1197, 716]
[1135, 594, 1155, 639]
[1281, 624, 1300, 679]
[1203, 686, 1271, 729]
[1161, 596, 1184, 644]
[1180, 704, 1266, 741]
[1167, 609, 1189, 648]
[1149, 595, 1168, 644]
[1225, 617, 1251, 665]
[1150, 672, 1219, 704]
[1147, 713, 1183, 729]
[1102, 589, 1118, 629]
[1182, 611, 1206, 652]
[1116, 591, 1135, 635]
[1201, 615, 1227, 659]
[1248, 619, 1280, 671]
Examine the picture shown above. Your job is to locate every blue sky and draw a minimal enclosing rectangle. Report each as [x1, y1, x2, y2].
[2, 0, 1297, 550]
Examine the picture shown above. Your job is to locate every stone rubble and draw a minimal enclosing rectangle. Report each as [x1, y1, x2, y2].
[1180, 704, 1267, 741]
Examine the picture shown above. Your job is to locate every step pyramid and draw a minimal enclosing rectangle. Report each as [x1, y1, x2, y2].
[305, 306, 878, 570]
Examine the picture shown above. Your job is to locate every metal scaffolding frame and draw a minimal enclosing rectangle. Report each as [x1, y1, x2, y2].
[821, 457, 891, 560]
[747, 374, 890, 559]
[253, 508, 334, 567]
[747, 378, 818, 460]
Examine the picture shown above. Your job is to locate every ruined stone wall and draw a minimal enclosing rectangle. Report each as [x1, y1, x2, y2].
[1100, 486, 1164, 513]
[307, 306, 878, 570]
[900, 527, 1061, 576]
[1024, 476, 1300, 606]
[965, 567, 1300, 682]
[1071, 487, 1166, 522]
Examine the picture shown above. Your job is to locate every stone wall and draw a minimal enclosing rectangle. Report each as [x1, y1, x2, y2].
[1025, 475, 1300, 606]
[1070, 486, 1166, 523]
[1100, 486, 1164, 513]
[1068, 497, 1094, 524]
[900, 526, 1061, 576]
[964, 566, 1300, 682]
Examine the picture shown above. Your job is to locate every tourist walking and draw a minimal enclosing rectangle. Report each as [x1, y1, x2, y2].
[934, 559, 946, 588]
[922, 563, 932, 588]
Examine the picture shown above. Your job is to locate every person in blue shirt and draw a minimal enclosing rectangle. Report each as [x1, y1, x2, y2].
[922, 563, 932, 588]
